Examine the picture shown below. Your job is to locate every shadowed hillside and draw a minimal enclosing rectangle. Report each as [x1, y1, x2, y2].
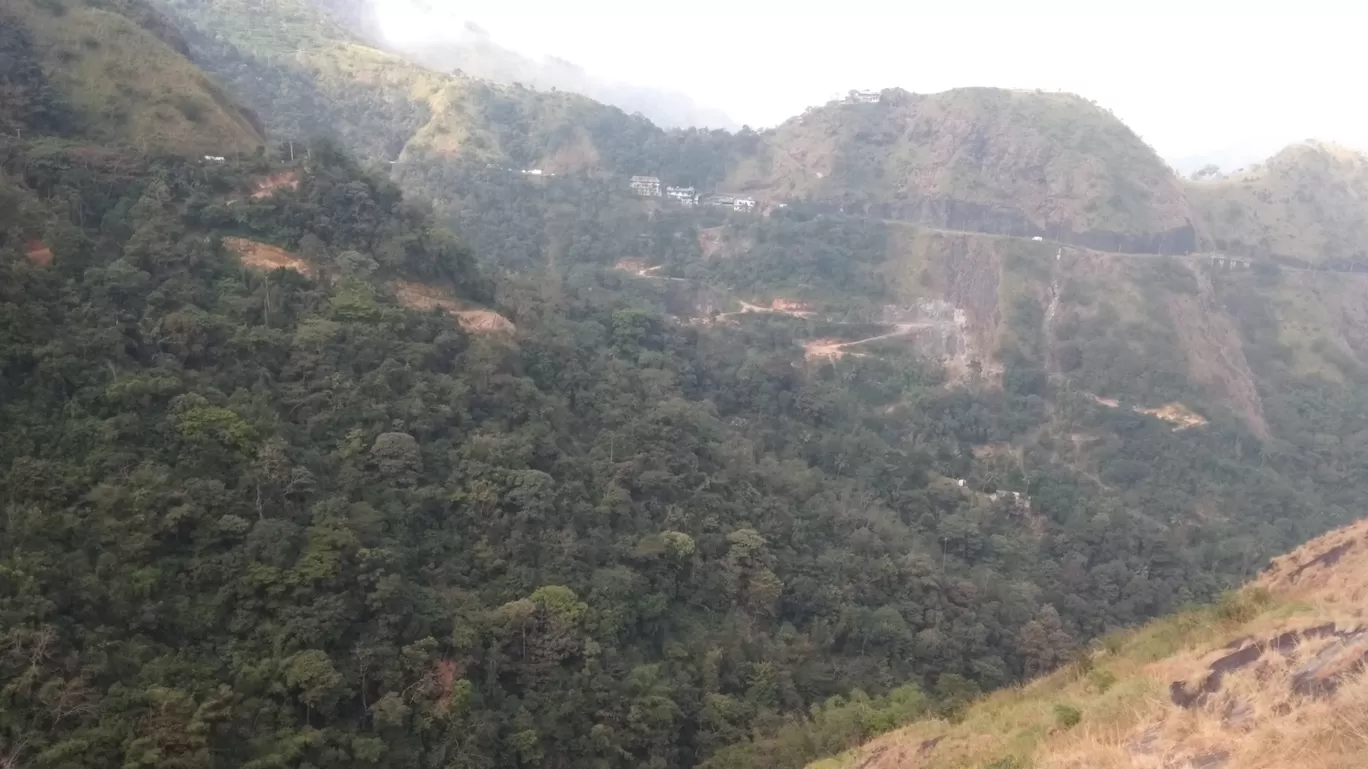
[0, 0, 263, 154]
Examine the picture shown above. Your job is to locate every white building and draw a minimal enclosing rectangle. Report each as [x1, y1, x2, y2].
[521, 169, 544, 176]
[630, 176, 662, 197]
[847, 90, 881, 104]
[701, 193, 758, 213]
[666, 186, 697, 205]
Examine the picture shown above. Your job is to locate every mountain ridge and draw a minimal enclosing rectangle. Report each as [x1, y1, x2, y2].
[8, 4, 1368, 769]
[149, 0, 1368, 269]
[308, 0, 740, 131]
[726, 87, 1198, 254]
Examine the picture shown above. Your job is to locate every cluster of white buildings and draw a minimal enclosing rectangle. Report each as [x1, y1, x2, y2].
[1209, 254, 1253, 269]
[483, 163, 554, 178]
[846, 90, 882, 104]
[630, 176, 757, 212]
[704, 193, 757, 212]
[666, 185, 696, 205]
[630, 175, 662, 196]
[956, 479, 1032, 511]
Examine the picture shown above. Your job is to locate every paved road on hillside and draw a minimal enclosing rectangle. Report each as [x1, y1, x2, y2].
[875, 218, 1366, 278]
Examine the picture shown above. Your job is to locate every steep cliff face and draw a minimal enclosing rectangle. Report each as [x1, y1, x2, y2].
[1188, 142, 1368, 265]
[726, 88, 1197, 254]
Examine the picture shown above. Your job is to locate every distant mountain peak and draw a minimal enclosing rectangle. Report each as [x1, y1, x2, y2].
[319, 0, 737, 130]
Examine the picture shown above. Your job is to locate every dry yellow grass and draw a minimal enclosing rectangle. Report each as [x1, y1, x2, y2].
[811, 520, 1368, 769]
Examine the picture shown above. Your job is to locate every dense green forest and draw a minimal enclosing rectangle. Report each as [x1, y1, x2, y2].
[6, 2, 1368, 769]
[3, 128, 1360, 768]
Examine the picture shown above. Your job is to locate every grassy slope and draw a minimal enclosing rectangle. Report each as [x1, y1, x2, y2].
[1187, 142, 1368, 266]
[3, 0, 263, 155]
[810, 518, 1368, 769]
[156, 0, 649, 171]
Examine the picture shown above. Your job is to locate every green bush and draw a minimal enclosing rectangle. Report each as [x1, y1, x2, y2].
[1053, 703, 1082, 729]
[1087, 668, 1117, 694]
[1216, 587, 1273, 623]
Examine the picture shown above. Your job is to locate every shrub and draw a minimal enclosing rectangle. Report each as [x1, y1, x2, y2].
[1216, 587, 1272, 623]
[1087, 668, 1117, 693]
[1053, 703, 1082, 728]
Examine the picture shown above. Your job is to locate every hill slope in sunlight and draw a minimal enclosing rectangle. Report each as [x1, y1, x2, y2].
[1187, 141, 1368, 266]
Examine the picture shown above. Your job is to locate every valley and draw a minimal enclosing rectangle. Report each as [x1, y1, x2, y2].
[3, 1, 1368, 768]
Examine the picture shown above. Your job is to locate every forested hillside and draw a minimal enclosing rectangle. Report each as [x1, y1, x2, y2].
[6, 127, 1302, 767]
[7, 1, 1368, 768]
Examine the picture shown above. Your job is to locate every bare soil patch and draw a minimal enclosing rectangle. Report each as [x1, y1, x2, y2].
[698, 227, 726, 260]
[393, 281, 515, 335]
[223, 237, 313, 276]
[1141, 402, 1208, 430]
[24, 240, 53, 267]
[250, 170, 300, 200]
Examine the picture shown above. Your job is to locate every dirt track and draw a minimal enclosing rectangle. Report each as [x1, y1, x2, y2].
[804, 323, 928, 359]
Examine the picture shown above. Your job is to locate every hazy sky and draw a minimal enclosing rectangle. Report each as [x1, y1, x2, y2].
[376, 1, 1365, 166]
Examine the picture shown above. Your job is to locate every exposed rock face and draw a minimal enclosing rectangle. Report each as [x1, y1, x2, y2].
[1169, 622, 1366, 708]
[1258, 519, 1368, 596]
